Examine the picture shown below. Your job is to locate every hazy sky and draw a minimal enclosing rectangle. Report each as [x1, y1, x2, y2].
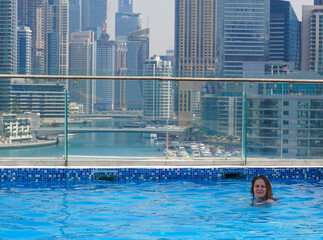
[107, 0, 314, 56]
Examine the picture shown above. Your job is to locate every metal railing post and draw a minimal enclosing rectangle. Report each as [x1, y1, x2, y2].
[64, 89, 68, 166]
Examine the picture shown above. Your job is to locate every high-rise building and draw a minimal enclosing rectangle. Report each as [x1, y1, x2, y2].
[143, 56, 173, 121]
[175, 0, 217, 78]
[301, 5, 323, 74]
[17, 0, 46, 75]
[69, 31, 96, 113]
[114, 0, 146, 111]
[118, 0, 133, 13]
[95, 39, 115, 111]
[115, 0, 139, 41]
[69, 0, 80, 34]
[114, 42, 127, 110]
[115, 13, 141, 42]
[246, 83, 323, 159]
[0, 0, 17, 112]
[201, 92, 243, 137]
[270, 0, 300, 70]
[124, 28, 150, 110]
[11, 83, 66, 119]
[175, 0, 217, 126]
[0, 0, 17, 74]
[127, 28, 149, 76]
[17, 26, 32, 76]
[45, 0, 69, 76]
[315, 0, 323, 5]
[217, 0, 270, 77]
[80, 0, 107, 32]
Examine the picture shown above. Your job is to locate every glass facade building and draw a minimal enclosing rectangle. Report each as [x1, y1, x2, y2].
[143, 56, 173, 121]
[17, 26, 32, 75]
[246, 88, 323, 159]
[269, 0, 300, 70]
[69, 31, 96, 114]
[80, 0, 107, 32]
[0, 0, 16, 112]
[95, 40, 116, 112]
[301, 5, 323, 74]
[11, 84, 66, 119]
[217, 0, 270, 77]
[46, 0, 69, 76]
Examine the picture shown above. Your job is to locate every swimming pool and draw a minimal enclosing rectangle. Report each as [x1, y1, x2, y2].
[0, 179, 322, 239]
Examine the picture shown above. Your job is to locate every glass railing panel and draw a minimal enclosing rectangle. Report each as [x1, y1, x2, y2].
[246, 82, 284, 161]
[198, 81, 243, 160]
[67, 78, 165, 159]
[1, 72, 323, 165]
[64, 77, 244, 161]
[245, 76, 323, 163]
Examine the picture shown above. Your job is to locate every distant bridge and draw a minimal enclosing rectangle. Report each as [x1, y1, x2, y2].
[35, 127, 186, 136]
[70, 112, 142, 119]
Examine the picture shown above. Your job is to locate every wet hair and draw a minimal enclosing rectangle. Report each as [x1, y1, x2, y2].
[250, 175, 273, 200]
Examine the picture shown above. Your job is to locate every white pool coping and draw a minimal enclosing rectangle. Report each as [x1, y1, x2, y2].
[0, 156, 322, 168]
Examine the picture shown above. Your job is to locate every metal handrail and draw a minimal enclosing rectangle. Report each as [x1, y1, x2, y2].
[1, 74, 323, 83]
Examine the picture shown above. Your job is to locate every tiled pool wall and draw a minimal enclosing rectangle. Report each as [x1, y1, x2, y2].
[0, 167, 322, 185]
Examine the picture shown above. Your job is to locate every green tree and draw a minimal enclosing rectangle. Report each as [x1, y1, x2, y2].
[184, 121, 206, 141]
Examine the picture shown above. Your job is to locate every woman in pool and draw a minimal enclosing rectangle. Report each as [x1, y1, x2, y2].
[250, 175, 279, 205]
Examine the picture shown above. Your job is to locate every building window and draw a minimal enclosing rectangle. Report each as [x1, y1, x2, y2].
[283, 101, 289, 106]
[283, 120, 289, 125]
[283, 111, 289, 116]
[283, 130, 289, 135]
[283, 139, 288, 144]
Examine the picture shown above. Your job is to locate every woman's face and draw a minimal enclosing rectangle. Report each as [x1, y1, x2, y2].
[253, 178, 267, 199]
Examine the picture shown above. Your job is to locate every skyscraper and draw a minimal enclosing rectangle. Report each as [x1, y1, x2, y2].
[301, 4, 323, 74]
[127, 28, 149, 76]
[69, 31, 96, 113]
[45, 0, 69, 76]
[96, 39, 115, 111]
[217, 0, 270, 77]
[115, 0, 139, 42]
[17, 26, 32, 76]
[80, 0, 107, 32]
[0, 0, 17, 112]
[18, 0, 27, 26]
[270, 0, 300, 70]
[118, 0, 133, 13]
[143, 56, 173, 121]
[114, 0, 146, 111]
[175, 0, 217, 126]
[17, 0, 46, 75]
[69, 0, 80, 34]
[115, 13, 141, 42]
[125, 28, 150, 110]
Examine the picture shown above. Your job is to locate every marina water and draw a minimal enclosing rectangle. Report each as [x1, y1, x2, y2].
[0, 119, 163, 158]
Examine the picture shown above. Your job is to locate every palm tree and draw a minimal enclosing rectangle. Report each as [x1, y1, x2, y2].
[184, 123, 206, 141]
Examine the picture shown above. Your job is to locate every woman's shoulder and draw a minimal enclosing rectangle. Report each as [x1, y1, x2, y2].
[252, 197, 281, 205]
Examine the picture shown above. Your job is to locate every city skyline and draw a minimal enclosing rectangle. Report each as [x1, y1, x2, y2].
[106, 0, 314, 56]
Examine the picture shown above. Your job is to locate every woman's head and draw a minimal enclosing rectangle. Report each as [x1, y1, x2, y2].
[250, 175, 273, 200]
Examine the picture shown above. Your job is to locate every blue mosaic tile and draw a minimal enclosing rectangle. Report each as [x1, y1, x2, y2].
[0, 167, 321, 186]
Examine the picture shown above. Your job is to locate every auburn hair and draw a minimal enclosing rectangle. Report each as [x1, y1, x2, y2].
[250, 175, 273, 200]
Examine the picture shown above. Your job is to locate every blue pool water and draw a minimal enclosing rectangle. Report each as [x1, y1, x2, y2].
[0, 180, 322, 239]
